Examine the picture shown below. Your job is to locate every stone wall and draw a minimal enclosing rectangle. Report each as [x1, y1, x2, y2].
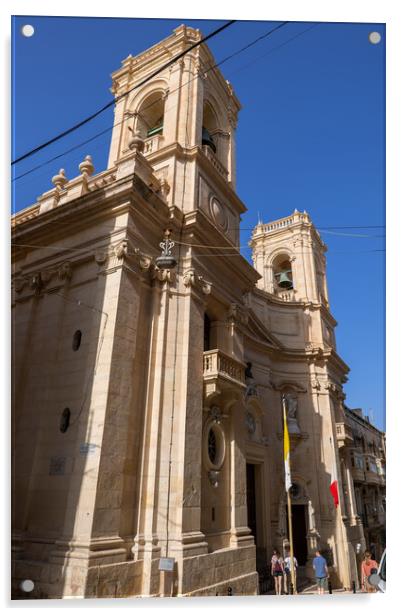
[179, 545, 257, 596]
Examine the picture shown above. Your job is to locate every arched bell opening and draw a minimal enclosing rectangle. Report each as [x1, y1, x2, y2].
[272, 254, 294, 292]
[201, 100, 218, 154]
[135, 91, 165, 144]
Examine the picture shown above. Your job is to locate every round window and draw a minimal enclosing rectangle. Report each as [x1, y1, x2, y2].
[204, 420, 225, 470]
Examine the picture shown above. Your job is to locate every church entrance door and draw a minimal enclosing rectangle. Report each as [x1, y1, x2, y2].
[286, 504, 308, 565]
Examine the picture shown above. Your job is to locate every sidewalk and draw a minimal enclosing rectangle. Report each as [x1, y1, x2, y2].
[299, 583, 363, 595]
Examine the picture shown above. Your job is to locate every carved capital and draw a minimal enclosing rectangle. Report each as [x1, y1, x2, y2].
[94, 250, 108, 265]
[30, 273, 43, 294]
[183, 268, 212, 295]
[58, 262, 72, 281]
[13, 277, 27, 293]
[152, 268, 176, 285]
[114, 239, 128, 260]
[324, 381, 345, 400]
[94, 239, 128, 271]
[132, 248, 152, 272]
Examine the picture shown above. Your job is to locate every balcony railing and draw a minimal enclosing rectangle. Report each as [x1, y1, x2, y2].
[143, 134, 164, 155]
[203, 349, 246, 390]
[201, 146, 229, 180]
[351, 467, 365, 483]
[336, 422, 354, 447]
[365, 470, 381, 485]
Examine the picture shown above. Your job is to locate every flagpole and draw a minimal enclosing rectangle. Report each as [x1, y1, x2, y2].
[282, 395, 296, 594]
[287, 487, 296, 593]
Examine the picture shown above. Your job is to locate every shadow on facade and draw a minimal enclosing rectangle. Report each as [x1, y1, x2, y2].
[12, 212, 131, 599]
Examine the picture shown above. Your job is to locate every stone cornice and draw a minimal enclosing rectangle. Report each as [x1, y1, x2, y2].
[344, 407, 385, 437]
[110, 25, 241, 112]
[251, 211, 327, 252]
[145, 141, 247, 215]
[111, 25, 202, 84]
[12, 180, 171, 270]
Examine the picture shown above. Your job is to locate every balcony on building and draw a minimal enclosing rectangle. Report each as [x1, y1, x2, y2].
[351, 467, 365, 482]
[203, 349, 246, 397]
[351, 451, 365, 482]
[364, 454, 381, 485]
[335, 422, 354, 448]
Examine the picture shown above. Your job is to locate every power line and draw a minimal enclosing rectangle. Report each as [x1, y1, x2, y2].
[10, 241, 386, 256]
[10, 210, 385, 232]
[11, 20, 237, 166]
[12, 20, 292, 184]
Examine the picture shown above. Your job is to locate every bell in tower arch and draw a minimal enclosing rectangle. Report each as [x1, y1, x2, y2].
[277, 270, 293, 289]
[202, 126, 216, 153]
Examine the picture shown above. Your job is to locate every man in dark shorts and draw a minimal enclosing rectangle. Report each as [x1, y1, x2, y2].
[313, 549, 329, 595]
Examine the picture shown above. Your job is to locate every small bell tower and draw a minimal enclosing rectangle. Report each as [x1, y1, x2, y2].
[107, 25, 244, 247]
[250, 210, 338, 350]
[250, 209, 330, 306]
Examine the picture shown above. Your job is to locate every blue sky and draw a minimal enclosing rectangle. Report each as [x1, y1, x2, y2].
[12, 16, 385, 429]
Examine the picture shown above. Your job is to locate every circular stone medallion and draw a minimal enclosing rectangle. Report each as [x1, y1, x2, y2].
[209, 196, 228, 231]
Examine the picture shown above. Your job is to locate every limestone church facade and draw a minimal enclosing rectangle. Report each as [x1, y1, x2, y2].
[12, 25, 382, 598]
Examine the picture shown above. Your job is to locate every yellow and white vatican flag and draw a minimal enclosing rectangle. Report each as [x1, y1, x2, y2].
[282, 395, 292, 492]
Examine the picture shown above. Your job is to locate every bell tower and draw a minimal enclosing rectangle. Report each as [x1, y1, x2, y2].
[107, 25, 244, 247]
[249, 210, 338, 350]
[250, 209, 330, 306]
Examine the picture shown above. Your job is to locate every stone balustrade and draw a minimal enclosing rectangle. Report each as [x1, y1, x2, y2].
[254, 212, 310, 234]
[201, 146, 229, 180]
[11, 156, 122, 224]
[203, 349, 246, 389]
[143, 134, 164, 155]
[276, 289, 296, 302]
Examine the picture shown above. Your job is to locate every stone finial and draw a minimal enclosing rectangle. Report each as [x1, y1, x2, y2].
[127, 127, 145, 153]
[79, 155, 94, 177]
[52, 169, 68, 189]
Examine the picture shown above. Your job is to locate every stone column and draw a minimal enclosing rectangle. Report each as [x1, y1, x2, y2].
[161, 269, 211, 560]
[131, 270, 173, 596]
[107, 96, 128, 168]
[344, 454, 359, 523]
[229, 399, 253, 548]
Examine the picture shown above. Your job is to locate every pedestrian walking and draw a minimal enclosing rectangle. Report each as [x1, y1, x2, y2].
[360, 550, 378, 593]
[271, 549, 285, 595]
[312, 549, 329, 595]
[284, 553, 298, 594]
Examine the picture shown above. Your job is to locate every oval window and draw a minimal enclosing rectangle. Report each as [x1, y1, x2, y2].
[72, 330, 82, 351]
[60, 408, 71, 433]
[208, 427, 218, 465]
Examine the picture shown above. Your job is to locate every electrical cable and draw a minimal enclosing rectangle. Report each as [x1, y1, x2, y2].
[12, 20, 291, 184]
[10, 242, 386, 256]
[11, 20, 237, 166]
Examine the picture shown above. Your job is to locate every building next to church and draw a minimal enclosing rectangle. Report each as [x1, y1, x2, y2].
[11, 25, 385, 599]
[341, 406, 386, 563]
